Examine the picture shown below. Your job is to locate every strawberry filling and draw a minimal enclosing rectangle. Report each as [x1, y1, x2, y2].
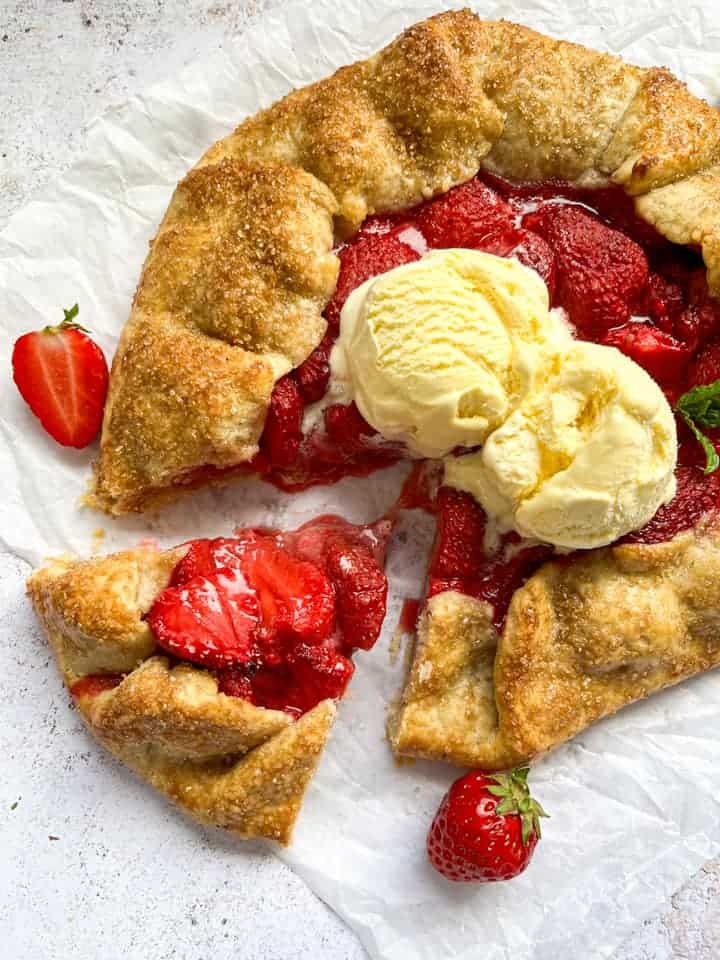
[140, 516, 389, 718]
[165, 172, 720, 640]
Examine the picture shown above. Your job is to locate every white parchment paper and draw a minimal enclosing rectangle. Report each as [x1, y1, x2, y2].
[2, 1, 720, 957]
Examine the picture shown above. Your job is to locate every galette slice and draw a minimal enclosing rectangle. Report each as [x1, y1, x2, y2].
[389, 475, 720, 769]
[29, 515, 390, 844]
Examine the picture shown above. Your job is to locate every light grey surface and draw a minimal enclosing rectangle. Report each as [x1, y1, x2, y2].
[0, 2, 718, 957]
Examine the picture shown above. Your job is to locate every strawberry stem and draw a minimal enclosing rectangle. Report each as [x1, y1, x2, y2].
[42, 303, 89, 335]
[486, 766, 549, 845]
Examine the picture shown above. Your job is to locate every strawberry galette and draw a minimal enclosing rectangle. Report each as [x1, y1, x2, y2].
[29, 11, 720, 844]
[29, 515, 389, 842]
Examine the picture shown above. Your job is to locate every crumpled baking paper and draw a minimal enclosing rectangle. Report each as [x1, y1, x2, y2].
[1, 1, 719, 957]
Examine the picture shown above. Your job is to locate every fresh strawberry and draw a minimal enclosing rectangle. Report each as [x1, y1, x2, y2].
[523, 204, 648, 334]
[602, 323, 691, 384]
[430, 487, 487, 580]
[427, 767, 547, 883]
[324, 231, 420, 333]
[240, 537, 336, 648]
[147, 567, 261, 669]
[415, 178, 514, 249]
[323, 402, 377, 450]
[294, 333, 333, 404]
[261, 374, 304, 468]
[12, 303, 109, 448]
[472, 227, 556, 297]
[324, 539, 388, 651]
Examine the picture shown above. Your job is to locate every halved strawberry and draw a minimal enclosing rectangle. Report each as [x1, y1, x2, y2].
[170, 535, 258, 586]
[12, 303, 109, 448]
[324, 539, 388, 651]
[147, 567, 261, 669]
[602, 324, 691, 385]
[324, 230, 421, 333]
[239, 538, 336, 647]
[523, 204, 648, 334]
[261, 374, 304, 468]
[415, 178, 514, 249]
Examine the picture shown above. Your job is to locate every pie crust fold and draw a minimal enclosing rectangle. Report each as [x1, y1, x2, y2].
[390, 523, 720, 769]
[28, 547, 336, 845]
[89, 11, 720, 514]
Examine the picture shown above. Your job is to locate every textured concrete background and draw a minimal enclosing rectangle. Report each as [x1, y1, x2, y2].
[1, 2, 718, 957]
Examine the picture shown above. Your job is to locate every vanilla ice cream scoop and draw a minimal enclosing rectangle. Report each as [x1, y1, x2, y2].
[444, 342, 678, 550]
[333, 249, 572, 458]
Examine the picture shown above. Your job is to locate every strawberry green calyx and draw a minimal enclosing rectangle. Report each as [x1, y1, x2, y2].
[486, 766, 549, 845]
[42, 303, 89, 335]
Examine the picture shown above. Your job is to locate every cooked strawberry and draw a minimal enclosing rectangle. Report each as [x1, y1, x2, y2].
[688, 340, 720, 388]
[294, 333, 333, 404]
[324, 539, 388, 651]
[216, 665, 255, 703]
[324, 230, 420, 333]
[602, 324, 691, 384]
[643, 272, 685, 326]
[323, 402, 377, 450]
[415, 178, 514, 249]
[261, 374, 304, 468]
[673, 302, 720, 354]
[286, 643, 355, 706]
[12, 303, 109, 448]
[355, 214, 405, 239]
[240, 537, 336, 648]
[472, 227, 556, 297]
[523, 203, 648, 334]
[427, 767, 547, 883]
[286, 514, 392, 569]
[147, 567, 261, 669]
[622, 465, 720, 543]
[218, 645, 354, 718]
[70, 674, 123, 699]
[170, 535, 258, 586]
[430, 487, 487, 580]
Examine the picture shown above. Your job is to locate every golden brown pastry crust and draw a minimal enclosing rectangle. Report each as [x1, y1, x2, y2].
[28, 547, 336, 845]
[91, 11, 720, 513]
[390, 520, 720, 770]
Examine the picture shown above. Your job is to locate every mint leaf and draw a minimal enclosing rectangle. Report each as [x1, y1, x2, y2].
[677, 379, 720, 475]
[678, 380, 720, 427]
